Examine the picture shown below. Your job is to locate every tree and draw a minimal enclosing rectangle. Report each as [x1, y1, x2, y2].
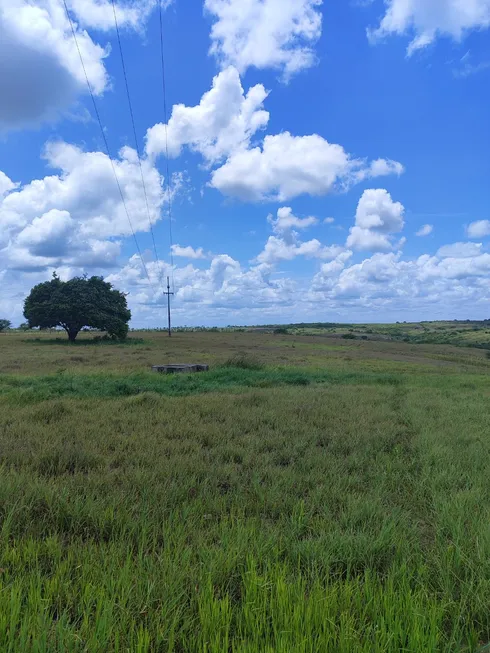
[24, 274, 131, 342]
[0, 319, 11, 332]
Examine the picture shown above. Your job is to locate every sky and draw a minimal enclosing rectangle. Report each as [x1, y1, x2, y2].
[1, 0, 489, 327]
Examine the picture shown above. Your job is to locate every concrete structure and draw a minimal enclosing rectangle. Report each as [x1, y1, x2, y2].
[151, 364, 209, 374]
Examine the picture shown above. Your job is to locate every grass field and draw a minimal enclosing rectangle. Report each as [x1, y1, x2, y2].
[0, 330, 489, 651]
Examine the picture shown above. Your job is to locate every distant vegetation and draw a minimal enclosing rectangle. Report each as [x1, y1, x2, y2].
[163, 320, 490, 351]
[0, 318, 11, 332]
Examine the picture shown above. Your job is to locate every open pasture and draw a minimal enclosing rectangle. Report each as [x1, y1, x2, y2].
[0, 330, 489, 651]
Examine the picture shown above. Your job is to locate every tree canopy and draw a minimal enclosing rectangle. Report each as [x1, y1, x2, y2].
[0, 319, 11, 332]
[24, 274, 131, 342]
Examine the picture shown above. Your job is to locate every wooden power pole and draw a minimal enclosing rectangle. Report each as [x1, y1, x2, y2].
[163, 276, 174, 337]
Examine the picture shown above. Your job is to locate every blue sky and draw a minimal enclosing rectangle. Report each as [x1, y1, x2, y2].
[1, 0, 489, 327]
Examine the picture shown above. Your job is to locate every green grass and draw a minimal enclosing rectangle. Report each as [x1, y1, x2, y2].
[0, 366, 406, 402]
[0, 331, 489, 650]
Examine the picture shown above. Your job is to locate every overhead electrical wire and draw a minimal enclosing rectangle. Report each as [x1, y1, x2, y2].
[110, 0, 164, 293]
[158, 0, 175, 291]
[61, 0, 154, 291]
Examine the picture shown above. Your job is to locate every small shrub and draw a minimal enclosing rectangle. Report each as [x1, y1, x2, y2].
[273, 327, 289, 335]
[222, 354, 264, 370]
[342, 333, 356, 340]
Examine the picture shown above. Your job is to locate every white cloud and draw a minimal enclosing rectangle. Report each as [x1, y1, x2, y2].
[324, 217, 335, 224]
[346, 189, 405, 252]
[6, 228, 490, 327]
[369, 0, 490, 55]
[145, 69, 403, 204]
[106, 252, 296, 312]
[310, 249, 490, 319]
[0, 171, 18, 198]
[0, 0, 156, 130]
[0, 0, 107, 129]
[93, 233, 490, 326]
[467, 220, 490, 239]
[437, 242, 483, 258]
[268, 206, 318, 233]
[256, 236, 344, 264]
[171, 245, 207, 259]
[145, 67, 269, 163]
[368, 158, 405, 178]
[346, 227, 393, 252]
[256, 207, 343, 264]
[0, 140, 165, 271]
[416, 224, 433, 236]
[205, 0, 323, 79]
[210, 132, 404, 201]
[67, 0, 154, 30]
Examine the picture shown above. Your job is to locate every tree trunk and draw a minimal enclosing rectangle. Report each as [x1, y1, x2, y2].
[67, 328, 79, 342]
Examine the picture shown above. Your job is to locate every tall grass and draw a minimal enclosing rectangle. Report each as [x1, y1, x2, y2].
[0, 332, 489, 650]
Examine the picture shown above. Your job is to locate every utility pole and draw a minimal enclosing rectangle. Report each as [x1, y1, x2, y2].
[163, 276, 174, 337]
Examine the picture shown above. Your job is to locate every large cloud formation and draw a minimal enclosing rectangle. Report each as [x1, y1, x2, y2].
[210, 134, 404, 201]
[145, 68, 404, 202]
[146, 67, 270, 163]
[0, 141, 164, 271]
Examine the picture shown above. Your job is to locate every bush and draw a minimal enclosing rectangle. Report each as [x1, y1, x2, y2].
[222, 354, 264, 370]
[273, 327, 289, 335]
[342, 333, 356, 340]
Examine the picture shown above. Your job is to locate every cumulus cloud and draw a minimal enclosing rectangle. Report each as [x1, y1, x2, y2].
[467, 220, 490, 239]
[205, 0, 323, 79]
[268, 206, 318, 234]
[368, 0, 490, 55]
[256, 236, 344, 264]
[145, 68, 403, 204]
[91, 232, 490, 325]
[171, 245, 207, 259]
[416, 224, 433, 237]
[255, 207, 343, 264]
[145, 67, 269, 163]
[105, 252, 297, 313]
[0, 140, 165, 271]
[210, 132, 404, 201]
[367, 158, 405, 178]
[6, 226, 490, 326]
[346, 189, 405, 252]
[309, 249, 490, 320]
[0, 0, 155, 130]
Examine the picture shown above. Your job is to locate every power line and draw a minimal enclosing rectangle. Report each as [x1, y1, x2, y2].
[61, 0, 154, 290]
[110, 0, 164, 291]
[158, 0, 175, 291]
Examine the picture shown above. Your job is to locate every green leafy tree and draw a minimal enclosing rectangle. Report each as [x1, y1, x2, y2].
[0, 319, 11, 332]
[24, 274, 131, 342]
